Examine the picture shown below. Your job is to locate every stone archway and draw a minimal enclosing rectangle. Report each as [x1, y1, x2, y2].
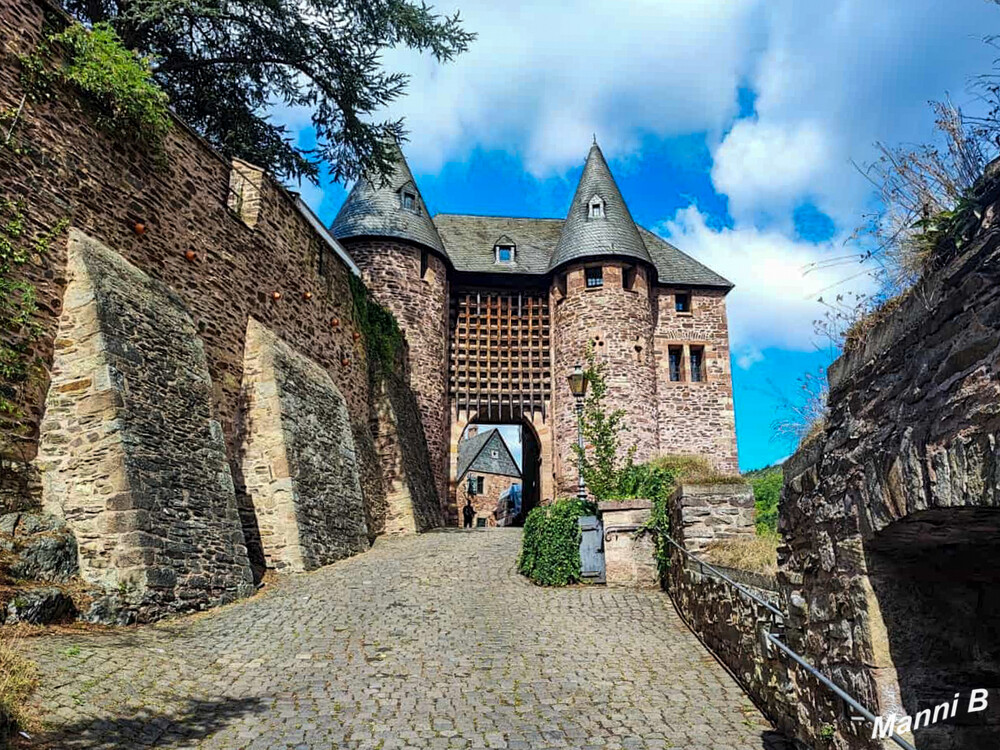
[448, 405, 554, 526]
[864, 508, 1000, 748]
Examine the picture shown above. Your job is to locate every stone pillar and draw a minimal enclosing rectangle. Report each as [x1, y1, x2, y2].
[37, 230, 253, 620]
[240, 317, 369, 571]
[669, 483, 755, 555]
[599, 500, 657, 587]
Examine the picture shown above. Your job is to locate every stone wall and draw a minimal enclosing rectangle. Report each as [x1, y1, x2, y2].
[551, 261, 657, 494]
[379, 373, 444, 534]
[0, 0, 442, 616]
[240, 318, 369, 572]
[343, 239, 451, 517]
[37, 231, 253, 620]
[653, 288, 738, 474]
[780, 181, 1000, 748]
[664, 484, 797, 742]
[0, 0, 428, 513]
[670, 483, 756, 554]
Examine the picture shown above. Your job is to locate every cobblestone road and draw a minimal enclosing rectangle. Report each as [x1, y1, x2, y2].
[20, 530, 788, 749]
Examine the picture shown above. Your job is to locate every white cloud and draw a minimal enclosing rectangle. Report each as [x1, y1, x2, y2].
[658, 207, 877, 357]
[711, 119, 830, 215]
[736, 347, 765, 370]
[379, 0, 761, 175]
[711, 0, 998, 224]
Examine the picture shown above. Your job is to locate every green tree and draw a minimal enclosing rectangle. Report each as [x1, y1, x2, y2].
[573, 349, 636, 501]
[59, 0, 475, 184]
[747, 466, 782, 537]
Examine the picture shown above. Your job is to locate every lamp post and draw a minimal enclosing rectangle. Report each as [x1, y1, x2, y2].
[568, 364, 589, 503]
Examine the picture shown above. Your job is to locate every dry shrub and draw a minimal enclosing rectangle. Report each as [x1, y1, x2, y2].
[649, 454, 746, 486]
[0, 625, 39, 739]
[704, 536, 780, 576]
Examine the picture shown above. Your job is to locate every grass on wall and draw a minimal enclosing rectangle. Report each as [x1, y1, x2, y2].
[0, 626, 39, 741]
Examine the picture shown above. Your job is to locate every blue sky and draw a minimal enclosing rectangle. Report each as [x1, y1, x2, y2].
[291, 0, 999, 471]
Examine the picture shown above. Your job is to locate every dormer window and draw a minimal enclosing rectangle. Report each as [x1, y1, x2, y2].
[401, 191, 417, 212]
[588, 195, 605, 219]
[494, 238, 516, 265]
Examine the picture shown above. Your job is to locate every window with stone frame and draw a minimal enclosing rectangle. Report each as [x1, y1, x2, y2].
[675, 291, 692, 313]
[467, 475, 484, 495]
[420, 250, 429, 279]
[495, 244, 515, 264]
[668, 346, 683, 382]
[585, 266, 604, 288]
[622, 265, 638, 291]
[588, 195, 605, 219]
[690, 345, 706, 382]
[401, 190, 417, 212]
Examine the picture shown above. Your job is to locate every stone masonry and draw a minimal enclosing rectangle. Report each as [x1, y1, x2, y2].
[1, 0, 443, 620]
[333, 142, 740, 515]
[240, 318, 369, 572]
[599, 500, 657, 587]
[669, 483, 756, 555]
[456, 473, 518, 527]
[36, 230, 254, 620]
[552, 262, 658, 494]
[779, 172, 1000, 749]
[654, 287, 739, 474]
[0, 0, 438, 541]
[345, 240, 451, 518]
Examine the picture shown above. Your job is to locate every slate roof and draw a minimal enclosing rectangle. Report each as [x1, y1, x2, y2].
[433, 213, 732, 289]
[548, 142, 652, 271]
[332, 143, 732, 290]
[457, 428, 521, 481]
[433, 215, 562, 275]
[330, 146, 447, 256]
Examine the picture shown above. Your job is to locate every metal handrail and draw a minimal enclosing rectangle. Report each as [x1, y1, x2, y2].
[764, 633, 917, 750]
[661, 533, 784, 618]
[662, 531, 917, 750]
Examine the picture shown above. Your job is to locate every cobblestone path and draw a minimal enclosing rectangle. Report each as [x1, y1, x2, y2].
[20, 529, 788, 749]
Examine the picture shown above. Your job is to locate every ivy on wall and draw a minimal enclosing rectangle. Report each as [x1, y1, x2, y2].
[21, 21, 170, 149]
[0, 198, 67, 426]
[348, 273, 405, 380]
[0, 105, 69, 439]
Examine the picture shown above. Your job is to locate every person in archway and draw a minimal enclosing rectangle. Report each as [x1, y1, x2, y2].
[462, 499, 475, 529]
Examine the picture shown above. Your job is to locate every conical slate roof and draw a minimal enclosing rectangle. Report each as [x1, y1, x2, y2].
[330, 146, 447, 256]
[548, 142, 653, 273]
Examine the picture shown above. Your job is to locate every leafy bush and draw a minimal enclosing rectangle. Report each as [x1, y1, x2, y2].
[747, 466, 782, 537]
[24, 23, 170, 147]
[517, 498, 593, 586]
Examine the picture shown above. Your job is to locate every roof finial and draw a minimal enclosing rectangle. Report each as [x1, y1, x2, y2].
[592, 133, 597, 145]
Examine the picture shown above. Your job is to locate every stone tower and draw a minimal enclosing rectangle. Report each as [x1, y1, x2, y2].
[334, 140, 739, 518]
[548, 143, 659, 493]
[330, 148, 452, 513]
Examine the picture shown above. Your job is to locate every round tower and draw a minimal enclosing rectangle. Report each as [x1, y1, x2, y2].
[549, 143, 659, 495]
[330, 149, 452, 515]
